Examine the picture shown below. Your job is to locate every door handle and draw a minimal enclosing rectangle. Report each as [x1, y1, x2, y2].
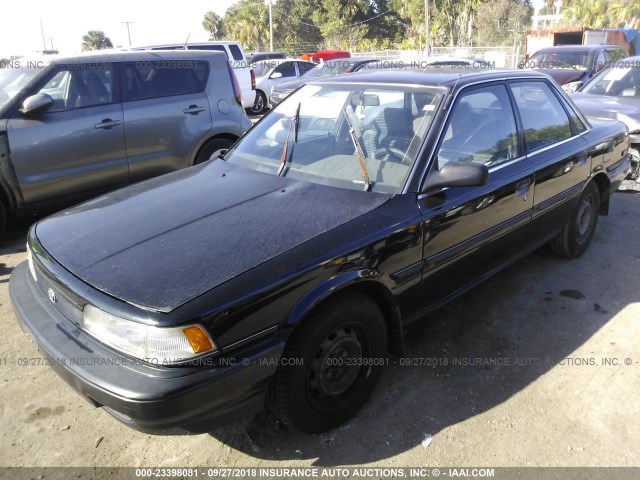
[95, 119, 121, 129]
[516, 179, 530, 196]
[183, 105, 205, 115]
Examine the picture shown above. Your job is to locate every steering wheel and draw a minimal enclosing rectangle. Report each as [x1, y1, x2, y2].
[375, 146, 408, 164]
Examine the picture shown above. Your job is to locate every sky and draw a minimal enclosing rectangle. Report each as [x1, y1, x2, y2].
[0, 0, 242, 58]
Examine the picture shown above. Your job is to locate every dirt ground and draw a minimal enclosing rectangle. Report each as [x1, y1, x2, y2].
[0, 192, 638, 469]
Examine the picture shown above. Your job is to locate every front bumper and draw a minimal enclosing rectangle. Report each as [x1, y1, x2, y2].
[9, 262, 281, 433]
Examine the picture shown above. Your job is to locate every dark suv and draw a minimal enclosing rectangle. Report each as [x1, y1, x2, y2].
[521, 44, 628, 93]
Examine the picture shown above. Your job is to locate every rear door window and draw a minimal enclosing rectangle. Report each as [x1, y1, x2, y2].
[509, 81, 572, 152]
[121, 61, 209, 102]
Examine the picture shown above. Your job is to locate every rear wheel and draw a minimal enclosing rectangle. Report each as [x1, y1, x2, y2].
[194, 138, 234, 165]
[0, 201, 6, 244]
[269, 291, 387, 433]
[247, 91, 267, 115]
[550, 181, 600, 258]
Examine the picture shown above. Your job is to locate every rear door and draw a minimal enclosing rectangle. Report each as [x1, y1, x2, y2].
[508, 80, 591, 242]
[7, 62, 127, 205]
[120, 60, 212, 181]
[417, 83, 534, 307]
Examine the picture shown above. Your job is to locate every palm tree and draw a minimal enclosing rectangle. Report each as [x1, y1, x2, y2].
[202, 11, 223, 41]
[609, 0, 640, 28]
[226, 2, 272, 51]
[562, 0, 609, 27]
[81, 31, 113, 51]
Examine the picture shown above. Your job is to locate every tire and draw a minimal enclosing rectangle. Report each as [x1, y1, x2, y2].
[550, 181, 600, 258]
[247, 90, 267, 115]
[0, 201, 6, 245]
[269, 291, 387, 433]
[194, 137, 235, 165]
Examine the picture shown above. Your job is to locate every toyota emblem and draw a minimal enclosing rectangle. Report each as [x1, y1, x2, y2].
[48, 288, 57, 304]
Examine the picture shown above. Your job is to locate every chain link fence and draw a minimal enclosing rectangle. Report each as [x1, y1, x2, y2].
[352, 46, 521, 68]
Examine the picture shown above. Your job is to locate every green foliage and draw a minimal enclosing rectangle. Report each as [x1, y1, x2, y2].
[81, 31, 113, 51]
[211, 0, 535, 53]
[202, 11, 223, 41]
[475, 0, 532, 46]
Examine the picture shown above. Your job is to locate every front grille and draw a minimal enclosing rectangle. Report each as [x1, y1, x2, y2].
[32, 254, 84, 326]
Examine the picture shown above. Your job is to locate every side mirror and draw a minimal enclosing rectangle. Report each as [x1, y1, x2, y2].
[270, 72, 283, 79]
[422, 162, 489, 194]
[21, 93, 54, 115]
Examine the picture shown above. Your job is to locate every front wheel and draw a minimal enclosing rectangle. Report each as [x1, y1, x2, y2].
[269, 292, 387, 433]
[550, 181, 600, 258]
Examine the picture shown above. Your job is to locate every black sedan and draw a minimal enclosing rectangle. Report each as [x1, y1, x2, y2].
[10, 70, 632, 434]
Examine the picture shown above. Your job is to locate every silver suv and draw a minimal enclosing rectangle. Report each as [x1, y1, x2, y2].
[0, 50, 251, 235]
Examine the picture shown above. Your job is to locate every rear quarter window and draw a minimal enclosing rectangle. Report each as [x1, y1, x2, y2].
[122, 61, 209, 101]
[228, 44, 244, 61]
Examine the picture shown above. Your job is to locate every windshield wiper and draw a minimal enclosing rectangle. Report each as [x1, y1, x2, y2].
[277, 102, 301, 176]
[343, 106, 370, 191]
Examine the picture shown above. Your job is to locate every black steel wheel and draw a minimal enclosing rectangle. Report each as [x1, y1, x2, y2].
[269, 291, 387, 433]
[550, 181, 600, 258]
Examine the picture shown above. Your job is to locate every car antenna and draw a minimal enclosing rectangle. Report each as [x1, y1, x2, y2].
[183, 34, 190, 49]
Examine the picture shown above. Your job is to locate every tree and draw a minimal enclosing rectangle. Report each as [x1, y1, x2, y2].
[475, 0, 532, 46]
[81, 31, 113, 51]
[223, 0, 275, 51]
[561, 0, 609, 28]
[609, 0, 640, 28]
[202, 11, 223, 41]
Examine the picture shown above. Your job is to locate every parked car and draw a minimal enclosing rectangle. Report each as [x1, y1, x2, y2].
[570, 56, 640, 190]
[298, 49, 351, 62]
[248, 59, 314, 114]
[520, 44, 628, 93]
[270, 58, 376, 107]
[0, 51, 251, 235]
[248, 52, 285, 64]
[10, 70, 631, 434]
[131, 42, 257, 109]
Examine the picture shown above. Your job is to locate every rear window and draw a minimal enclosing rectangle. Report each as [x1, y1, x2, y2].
[122, 61, 209, 101]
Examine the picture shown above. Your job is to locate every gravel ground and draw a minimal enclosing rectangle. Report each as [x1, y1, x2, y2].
[0, 192, 638, 470]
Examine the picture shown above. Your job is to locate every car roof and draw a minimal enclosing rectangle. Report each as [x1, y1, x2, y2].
[28, 50, 228, 64]
[534, 44, 623, 53]
[318, 69, 550, 88]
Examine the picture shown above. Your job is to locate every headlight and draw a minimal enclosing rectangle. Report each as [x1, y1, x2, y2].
[562, 81, 583, 93]
[82, 305, 216, 364]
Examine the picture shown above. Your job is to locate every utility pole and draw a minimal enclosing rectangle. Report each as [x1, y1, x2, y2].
[424, 0, 430, 56]
[122, 21, 134, 47]
[268, 0, 273, 52]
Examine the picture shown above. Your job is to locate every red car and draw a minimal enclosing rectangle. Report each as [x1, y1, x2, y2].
[298, 49, 350, 62]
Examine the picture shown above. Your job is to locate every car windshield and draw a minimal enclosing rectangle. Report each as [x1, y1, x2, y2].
[581, 62, 640, 96]
[225, 82, 444, 193]
[0, 65, 42, 111]
[528, 51, 590, 70]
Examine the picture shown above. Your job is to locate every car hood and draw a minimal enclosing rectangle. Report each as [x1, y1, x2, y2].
[570, 92, 640, 127]
[35, 161, 390, 312]
[273, 77, 307, 91]
[535, 69, 585, 85]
